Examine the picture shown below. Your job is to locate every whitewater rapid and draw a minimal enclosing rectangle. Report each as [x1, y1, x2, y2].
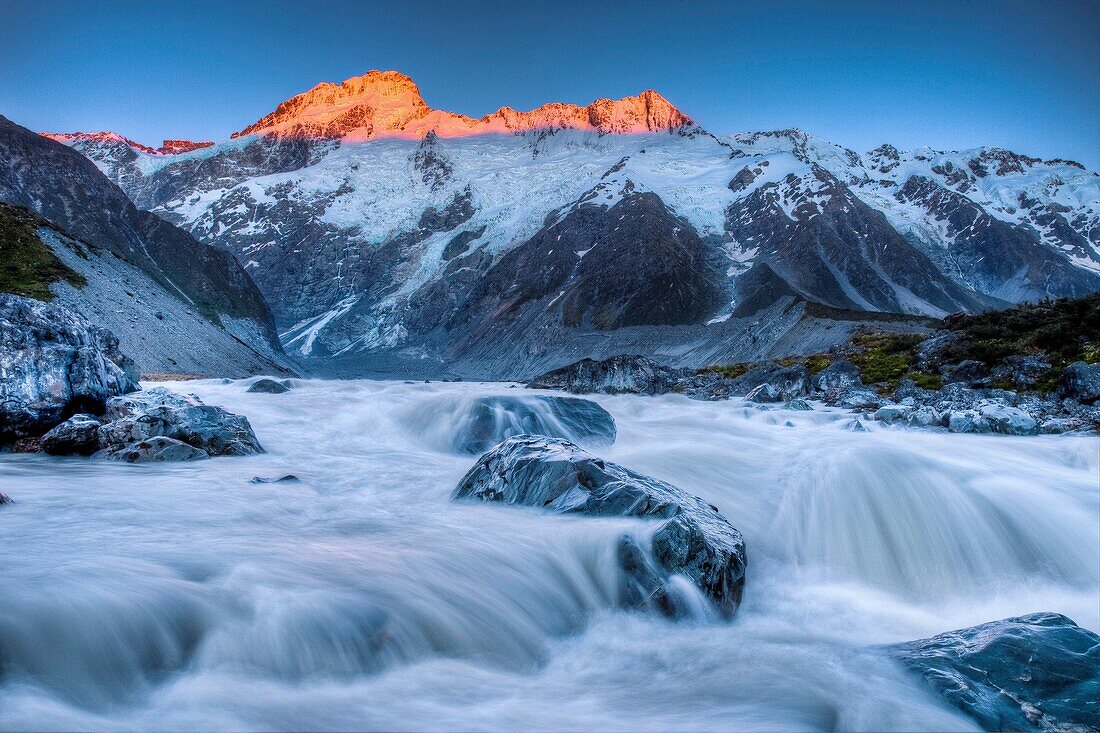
[0, 379, 1097, 731]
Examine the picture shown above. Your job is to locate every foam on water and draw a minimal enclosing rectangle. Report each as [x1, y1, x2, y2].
[0, 379, 1096, 731]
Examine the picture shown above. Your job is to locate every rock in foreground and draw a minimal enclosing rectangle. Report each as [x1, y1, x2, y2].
[452, 435, 746, 618]
[0, 294, 138, 442]
[887, 612, 1100, 732]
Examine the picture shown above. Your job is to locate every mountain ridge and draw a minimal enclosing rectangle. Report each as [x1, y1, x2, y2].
[32, 71, 1100, 378]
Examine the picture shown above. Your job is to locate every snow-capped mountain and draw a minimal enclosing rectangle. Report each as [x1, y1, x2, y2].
[42, 70, 1100, 377]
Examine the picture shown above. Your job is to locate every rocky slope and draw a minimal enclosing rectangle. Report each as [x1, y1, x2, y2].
[0, 117, 294, 376]
[43, 71, 1100, 378]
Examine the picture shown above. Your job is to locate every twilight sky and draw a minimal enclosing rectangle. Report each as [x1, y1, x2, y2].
[2, 0, 1097, 167]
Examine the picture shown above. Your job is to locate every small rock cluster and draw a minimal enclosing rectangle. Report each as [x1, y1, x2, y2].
[40, 387, 264, 462]
[1, 294, 264, 462]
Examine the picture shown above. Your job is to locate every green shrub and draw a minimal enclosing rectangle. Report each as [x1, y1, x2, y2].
[0, 203, 85, 301]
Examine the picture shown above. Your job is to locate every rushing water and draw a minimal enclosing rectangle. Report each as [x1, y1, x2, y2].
[1, 379, 1097, 731]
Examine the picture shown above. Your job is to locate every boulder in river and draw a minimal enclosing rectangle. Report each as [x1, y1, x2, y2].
[247, 378, 290, 394]
[99, 435, 210, 463]
[0, 491, 12, 505]
[97, 387, 263, 456]
[887, 612, 1100, 733]
[452, 435, 746, 618]
[0, 293, 138, 442]
[39, 413, 103, 455]
[452, 395, 616, 454]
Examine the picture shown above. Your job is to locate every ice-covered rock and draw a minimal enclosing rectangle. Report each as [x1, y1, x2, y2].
[452, 435, 746, 618]
[39, 413, 103, 455]
[0, 294, 138, 442]
[887, 612, 1100, 733]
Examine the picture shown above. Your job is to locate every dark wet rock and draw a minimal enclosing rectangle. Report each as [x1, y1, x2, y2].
[733, 363, 810, 403]
[39, 414, 103, 456]
[0, 294, 138, 442]
[1061, 362, 1100, 404]
[528, 355, 682, 395]
[452, 436, 746, 618]
[451, 395, 616, 454]
[99, 435, 210, 463]
[784, 399, 812, 411]
[811, 359, 862, 391]
[887, 612, 1100, 733]
[941, 359, 991, 387]
[914, 330, 960, 371]
[990, 354, 1052, 390]
[247, 378, 290, 394]
[250, 474, 301, 484]
[97, 387, 263, 457]
[0, 491, 12, 505]
[893, 377, 936, 405]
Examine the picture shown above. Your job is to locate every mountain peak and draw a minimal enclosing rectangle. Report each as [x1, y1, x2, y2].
[233, 71, 694, 140]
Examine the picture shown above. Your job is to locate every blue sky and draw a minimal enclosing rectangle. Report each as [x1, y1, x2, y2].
[2, 0, 1097, 167]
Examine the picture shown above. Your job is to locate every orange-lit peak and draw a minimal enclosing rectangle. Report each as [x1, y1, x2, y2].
[233, 70, 694, 140]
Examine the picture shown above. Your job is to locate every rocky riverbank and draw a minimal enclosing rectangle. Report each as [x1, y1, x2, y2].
[1, 293, 264, 463]
[529, 295, 1100, 436]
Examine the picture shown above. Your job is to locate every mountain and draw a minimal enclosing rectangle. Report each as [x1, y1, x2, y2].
[0, 115, 293, 376]
[42, 70, 1100, 378]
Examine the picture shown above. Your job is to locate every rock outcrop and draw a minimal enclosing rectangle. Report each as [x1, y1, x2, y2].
[94, 387, 263, 457]
[0, 294, 138, 442]
[528, 355, 683, 395]
[452, 435, 746, 618]
[887, 612, 1100, 733]
[1061, 362, 1100, 404]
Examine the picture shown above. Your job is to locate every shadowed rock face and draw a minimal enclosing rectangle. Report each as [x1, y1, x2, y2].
[887, 612, 1100, 732]
[0, 116, 282, 350]
[446, 190, 727, 339]
[896, 176, 1100, 301]
[452, 435, 746, 618]
[0, 294, 138, 442]
[726, 165, 988, 316]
